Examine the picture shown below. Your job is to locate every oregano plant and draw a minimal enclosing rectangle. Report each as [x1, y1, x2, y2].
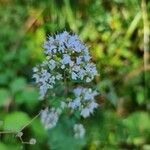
[33, 31, 99, 138]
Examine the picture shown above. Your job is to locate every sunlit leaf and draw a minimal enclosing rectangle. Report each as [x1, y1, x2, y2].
[3, 112, 30, 132]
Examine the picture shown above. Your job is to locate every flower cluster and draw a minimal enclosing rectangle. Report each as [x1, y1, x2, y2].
[33, 63, 63, 99]
[33, 31, 97, 99]
[68, 87, 98, 118]
[40, 87, 98, 132]
[40, 108, 59, 129]
[33, 31, 99, 139]
[40, 101, 67, 130]
[40, 88, 98, 134]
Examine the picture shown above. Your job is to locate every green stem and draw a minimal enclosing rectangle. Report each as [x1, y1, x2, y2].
[141, 0, 150, 102]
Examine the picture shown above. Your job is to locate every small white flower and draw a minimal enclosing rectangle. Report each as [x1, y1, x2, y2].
[55, 74, 62, 80]
[88, 101, 98, 113]
[80, 108, 90, 118]
[78, 69, 85, 80]
[68, 97, 81, 110]
[61, 54, 71, 65]
[71, 72, 78, 80]
[33, 67, 38, 72]
[41, 108, 59, 129]
[86, 77, 91, 83]
[84, 53, 91, 61]
[84, 88, 93, 100]
[55, 31, 68, 43]
[69, 87, 99, 118]
[73, 124, 85, 138]
[61, 64, 65, 69]
[32, 74, 40, 83]
[58, 45, 65, 53]
[48, 59, 56, 70]
[72, 65, 80, 72]
[69, 61, 74, 67]
[76, 57, 82, 65]
[73, 87, 82, 96]
[60, 101, 66, 109]
[39, 84, 48, 99]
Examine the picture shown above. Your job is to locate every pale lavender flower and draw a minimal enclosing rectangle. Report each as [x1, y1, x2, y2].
[68, 97, 81, 110]
[68, 87, 99, 118]
[88, 101, 98, 113]
[73, 87, 82, 97]
[71, 72, 78, 80]
[61, 54, 71, 65]
[41, 108, 59, 129]
[76, 57, 82, 65]
[80, 108, 90, 118]
[73, 124, 85, 138]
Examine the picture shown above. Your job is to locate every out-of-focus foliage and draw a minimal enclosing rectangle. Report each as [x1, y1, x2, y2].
[0, 0, 149, 149]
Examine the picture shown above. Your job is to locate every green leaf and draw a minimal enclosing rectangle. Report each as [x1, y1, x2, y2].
[15, 87, 39, 109]
[48, 118, 86, 150]
[10, 77, 27, 94]
[123, 112, 150, 140]
[0, 142, 21, 150]
[31, 120, 47, 142]
[0, 143, 7, 150]
[0, 89, 10, 107]
[3, 111, 30, 132]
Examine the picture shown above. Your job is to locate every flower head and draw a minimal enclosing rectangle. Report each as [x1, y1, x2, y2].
[68, 87, 99, 118]
[33, 31, 98, 99]
[41, 108, 59, 129]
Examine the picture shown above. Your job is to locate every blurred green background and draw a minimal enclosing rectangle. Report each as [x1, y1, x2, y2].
[0, 0, 150, 149]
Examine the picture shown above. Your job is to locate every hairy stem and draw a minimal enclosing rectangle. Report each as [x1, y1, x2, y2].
[0, 111, 41, 135]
